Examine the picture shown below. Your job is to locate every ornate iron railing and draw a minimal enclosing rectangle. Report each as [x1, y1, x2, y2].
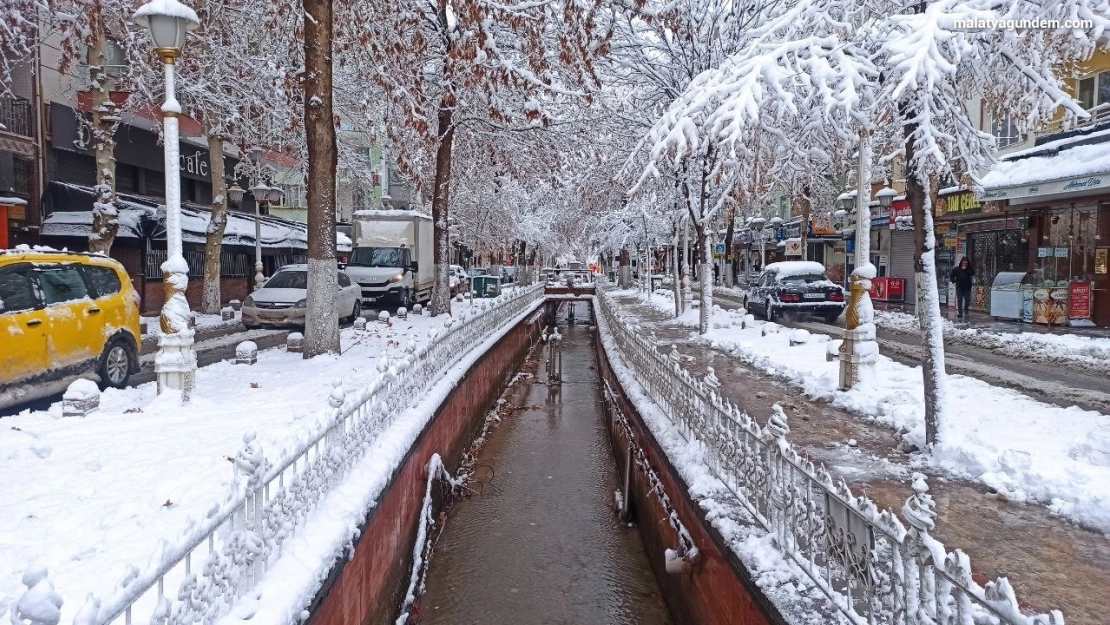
[0, 96, 32, 137]
[18, 286, 544, 625]
[594, 289, 1062, 625]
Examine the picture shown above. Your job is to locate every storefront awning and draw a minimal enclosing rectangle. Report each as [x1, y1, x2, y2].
[40, 182, 309, 250]
[980, 130, 1110, 202]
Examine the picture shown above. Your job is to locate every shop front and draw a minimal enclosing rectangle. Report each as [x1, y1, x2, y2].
[979, 134, 1110, 326]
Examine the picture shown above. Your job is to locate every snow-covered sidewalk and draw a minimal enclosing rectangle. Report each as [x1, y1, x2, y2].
[874, 309, 1110, 374]
[0, 304, 483, 621]
[614, 288, 1110, 533]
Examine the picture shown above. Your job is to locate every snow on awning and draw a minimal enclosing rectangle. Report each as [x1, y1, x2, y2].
[979, 136, 1110, 201]
[40, 182, 309, 249]
[0, 196, 28, 205]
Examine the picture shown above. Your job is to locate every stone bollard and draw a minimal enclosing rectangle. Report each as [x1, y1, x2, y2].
[11, 566, 63, 625]
[789, 329, 810, 346]
[229, 299, 242, 311]
[353, 316, 367, 331]
[761, 322, 781, 337]
[412, 303, 423, 316]
[378, 310, 391, 324]
[62, 379, 100, 417]
[396, 306, 408, 319]
[456, 293, 464, 302]
[826, 340, 841, 362]
[286, 332, 304, 353]
[221, 306, 235, 321]
[236, 341, 258, 364]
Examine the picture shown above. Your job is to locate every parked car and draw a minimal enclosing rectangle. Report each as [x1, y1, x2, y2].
[500, 266, 518, 284]
[0, 248, 142, 410]
[449, 264, 469, 295]
[743, 261, 845, 323]
[242, 265, 362, 329]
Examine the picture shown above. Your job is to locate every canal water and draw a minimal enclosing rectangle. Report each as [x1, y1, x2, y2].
[419, 303, 673, 624]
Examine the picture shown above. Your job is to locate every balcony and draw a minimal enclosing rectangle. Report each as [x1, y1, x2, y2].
[1034, 103, 1110, 144]
[0, 96, 32, 137]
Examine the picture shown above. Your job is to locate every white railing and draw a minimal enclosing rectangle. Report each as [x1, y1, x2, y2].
[594, 289, 1063, 625]
[15, 286, 544, 625]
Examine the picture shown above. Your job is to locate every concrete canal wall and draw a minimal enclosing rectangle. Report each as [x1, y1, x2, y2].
[594, 319, 786, 625]
[305, 306, 546, 625]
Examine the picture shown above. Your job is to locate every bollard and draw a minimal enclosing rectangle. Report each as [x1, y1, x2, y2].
[353, 316, 367, 331]
[286, 332, 304, 353]
[221, 306, 235, 321]
[789, 329, 810, 346]
[228, 299, 242, 311]
[62, 379, 100, 417]
[456, 293, 464, 302]
[378, 310, 391, 324]
[396, 306, 408, 319]
[236, 340, 258, 364]
[412, 303, 423, 316]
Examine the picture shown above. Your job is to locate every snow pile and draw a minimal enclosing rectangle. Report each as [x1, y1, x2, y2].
[0, 292, 519, 622]
[875, 310, 1110, 374]
[981, 140, 1110, 189]
[694, 318, 1110, 532]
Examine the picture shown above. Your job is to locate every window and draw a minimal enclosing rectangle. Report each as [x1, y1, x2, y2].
[992, 113, 1021, 148]
[35, 266, 89, 305]
[1077, 71, 1110, 110]
[83, 265, 122, 298]
[338, 272, 351, 287]
[264, 271, 307, 290]
[0, 270, 38, 314]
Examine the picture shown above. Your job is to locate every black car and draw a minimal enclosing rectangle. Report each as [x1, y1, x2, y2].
[744, 261, 846, 323]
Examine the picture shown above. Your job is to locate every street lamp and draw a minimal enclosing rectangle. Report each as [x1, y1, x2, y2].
[750, 217, 767, 272]
[232, 147, 281, 290]
[877, 185, 897, 210]
[134, 0, 199, 400]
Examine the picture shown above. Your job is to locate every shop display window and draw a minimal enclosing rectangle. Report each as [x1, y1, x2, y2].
[1033, 206, 1098, 286]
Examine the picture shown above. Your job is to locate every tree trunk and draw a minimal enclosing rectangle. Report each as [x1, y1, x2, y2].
[671, 236, 681, 317]
[723, 211, 736, 287]
[429, 94, 455, 316]
[696, 221, 712, 335]
[904, 118, 948, 447]
[681, 219, 690, 310]
[618, 247, 630, 288]
[799, 185, 811, 262]
[87, 18, 119, 255]
[200, 135, 228, 314]
[303, 0, 339, 357]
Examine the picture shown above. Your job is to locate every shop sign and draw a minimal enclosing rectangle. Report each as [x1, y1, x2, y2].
[980, 175, 1110, 201]
[5, 204, 25, 220]
[889, 200, 912, 230]
[784, 239, 803, 256]
[935, 191, 981, 217]
[1032, 288, 1069, 325]
[1069, 282, 1092, 320]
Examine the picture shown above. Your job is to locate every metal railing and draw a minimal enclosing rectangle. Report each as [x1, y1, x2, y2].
[30, 285, 545, 625]
[0, 96, 32, 137]
[594, 289, 1063, 625]
[1036, 102, 1110, 137]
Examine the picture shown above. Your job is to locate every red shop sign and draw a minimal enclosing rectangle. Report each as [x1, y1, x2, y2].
[887, 277, 906, 302]
[1069, 281, 1092, 319]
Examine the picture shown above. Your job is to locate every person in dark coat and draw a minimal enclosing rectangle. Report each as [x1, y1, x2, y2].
[949, 256, 974, 320]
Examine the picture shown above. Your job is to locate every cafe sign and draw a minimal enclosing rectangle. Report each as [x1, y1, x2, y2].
[979, 174, 1110, 200]
[935, 191, 981, 217]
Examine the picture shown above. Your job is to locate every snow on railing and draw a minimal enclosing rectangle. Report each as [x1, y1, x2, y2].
[594, 289, 1064, 625]
[21, 285, 545, 625]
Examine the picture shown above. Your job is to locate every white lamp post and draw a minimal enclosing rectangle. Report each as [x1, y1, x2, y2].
[750, 217, 767, 271]
[134, 0, 200, 400]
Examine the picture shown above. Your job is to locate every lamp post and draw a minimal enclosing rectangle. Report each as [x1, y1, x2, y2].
[230, 147, 282, 290]
[750, 217, 767, 272]
[839, 132, 881, 390]
[134, 0, 200, 400]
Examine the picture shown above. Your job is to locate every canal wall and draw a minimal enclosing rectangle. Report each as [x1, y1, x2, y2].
[593, 312, 786, 625]
[306, 304, 546, 625]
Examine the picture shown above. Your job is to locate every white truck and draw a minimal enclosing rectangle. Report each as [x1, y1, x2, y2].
[346, 210, 434, 308]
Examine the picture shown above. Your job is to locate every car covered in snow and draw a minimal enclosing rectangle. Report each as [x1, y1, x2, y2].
[743, 261, 845, 323]
[0, 248, 142, 410]
[242, 264, 362, 329]
[449, 265, 469, 296]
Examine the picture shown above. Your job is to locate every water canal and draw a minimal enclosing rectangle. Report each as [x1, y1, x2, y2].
[418, 302, 673, 624]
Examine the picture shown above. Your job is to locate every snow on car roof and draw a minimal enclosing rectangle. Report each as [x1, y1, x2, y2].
[764, 261, 827, 277]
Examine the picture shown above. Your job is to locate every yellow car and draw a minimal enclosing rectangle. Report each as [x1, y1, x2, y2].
[0, 248, 142, 410]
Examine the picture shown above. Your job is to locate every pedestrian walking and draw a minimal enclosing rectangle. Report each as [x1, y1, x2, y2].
[713, 262, 720, 285]
[949, 256, 974, 320]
